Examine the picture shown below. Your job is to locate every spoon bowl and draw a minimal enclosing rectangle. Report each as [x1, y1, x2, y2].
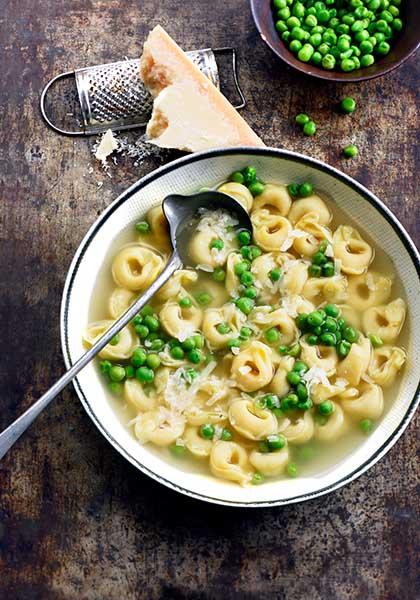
[163, 191, 252, 265]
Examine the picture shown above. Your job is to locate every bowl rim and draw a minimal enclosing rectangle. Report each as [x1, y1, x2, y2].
[249, 0, 420, 83]
[60, 146, 420, 507]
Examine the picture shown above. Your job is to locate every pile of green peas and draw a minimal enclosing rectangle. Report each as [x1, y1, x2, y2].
[287, 181, 314, 198]
[296, 303, 359, 357]
[273, 0, 404, 73]
[229, 165, 266, 196]
[257, 359, 312, 414]
[309, 240, 335, 277]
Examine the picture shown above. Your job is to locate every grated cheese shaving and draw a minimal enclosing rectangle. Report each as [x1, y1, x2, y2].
[238, 365, 252, 375]
[366, 273, 377, 291]
[325, 244, 334, 258]
[196, 263, 214, 273]
[280, 229, 308, 252]
[302, 366, 330, 392]
[334, 258, 342, 275]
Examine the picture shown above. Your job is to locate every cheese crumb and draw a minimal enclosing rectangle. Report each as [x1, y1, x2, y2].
[94, 129, 119, 163]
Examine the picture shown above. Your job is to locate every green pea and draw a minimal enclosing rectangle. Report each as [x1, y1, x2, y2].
[296, 382, 308, 401]
[100, 360, 112, 374]
[341, 97, 356, 113]
[227, 338, 241, 350]
[343, 326, 358, 343]
[237, 230, 251, 246]
[337, 340, 351, 358]
[234, 261, 250, 276]
[290, 39, 303, 53]
[221, 428, 233, 441]
[169, 443, 187, 457]
[140, 304, 153, 317]
[322, 262, 335, 277]
[132, 315, 143, 327]
[377, 41, 391, 55]
[236, 297, 254, 315]
[265, 327, 280, 344]
[136, 366, 154, 383]
[369, 334, 383, 348]
[251, 473, 265, 485]
[303, 120, 317, 135]
[109, 382, 123, 395]
[309, 264, 322, 277]
[275, 20, 288, 34]
[325, 304, 340, 318]
[265, 394, 280, 410]
[188, 348, 203, 364]
[242, 166, 257, 185]
[312, 252, 327, 267]
[392, 18, 403, 32]
[240, 326, 253, 339]
[295, 113, 310, 126]
[135, 221, 150, 234]
[312, 51, 323, 65]
[249, 181, 266, 197]
[341, 57, 356, 71]
[179, 296, 192, 308]
[287, 371, 301, 386]
[269, 268, 282, 282]
[230, 171, 245, 184]
[109, 334, 120, 346]
[131, 347, 147, 367]
[278, 6, 291, 20]
[287, 344, 301, 358]
[212, 267, 226, 282]
[307, 311, 324, 327]
[287, 462, 298, 478]
[361, 54, 375, 67]
[170, 345, 185, 360]
[307, 334, 319, 346]
[273, 0, 287, 8]
[200, 423, 215, 439]
[109, 365, 126, 382]
[125, 365, 135, 379]
[267, 434, 286, 451]
[209, 238, 224, 251]
[318, 400, 335, 416]
[287, 16, 301, 29]
[298, 182, 313, 197]
[293, 360, 308, 374]
[287, 183, 300, 198]
[360, 418, 373, 434]
[337, 37, 350, 52]
[323, 316, 338, 332]
[143, 315, 159, 332]
[197, 292, 213, 306]
[343, 144, 359, 159]
[298, 43, 315, 62]
[305, 14, 318, 27]
[217, 322, 231, 335]
[146, 353, 161, 369]
[323, 30, 337, 45]
[244, 286, 258, 299]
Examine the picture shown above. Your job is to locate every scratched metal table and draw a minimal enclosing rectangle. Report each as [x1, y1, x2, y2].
[0, 1, 419, 599]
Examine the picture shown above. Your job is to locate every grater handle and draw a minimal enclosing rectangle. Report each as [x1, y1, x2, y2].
[39, 70, 83, 136]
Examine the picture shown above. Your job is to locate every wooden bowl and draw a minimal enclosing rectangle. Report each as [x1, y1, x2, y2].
[250, 0, 420, 82]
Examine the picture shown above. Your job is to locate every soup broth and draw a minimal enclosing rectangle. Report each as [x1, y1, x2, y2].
[85, 172, 408, 486]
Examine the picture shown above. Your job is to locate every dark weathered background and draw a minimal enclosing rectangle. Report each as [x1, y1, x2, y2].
[0, 1, 419, 598]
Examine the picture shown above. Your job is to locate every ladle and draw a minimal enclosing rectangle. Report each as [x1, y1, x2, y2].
[0, 191, 252, 460]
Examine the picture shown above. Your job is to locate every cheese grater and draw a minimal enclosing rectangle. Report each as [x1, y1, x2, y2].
[40, 48, 245, 136]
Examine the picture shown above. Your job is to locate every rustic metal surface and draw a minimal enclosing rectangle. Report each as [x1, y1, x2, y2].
[0, 1, 419, 599]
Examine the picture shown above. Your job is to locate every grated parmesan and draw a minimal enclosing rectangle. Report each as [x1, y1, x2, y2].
[302, 366, 331, 392]
[280, 229, 308, 252]
[94, 129, 119, 163]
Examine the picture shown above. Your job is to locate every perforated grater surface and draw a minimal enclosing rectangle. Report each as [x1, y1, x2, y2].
[40, 48, 245, 136]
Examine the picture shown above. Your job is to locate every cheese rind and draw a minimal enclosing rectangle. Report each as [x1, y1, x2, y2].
[140, 26, 264, 152]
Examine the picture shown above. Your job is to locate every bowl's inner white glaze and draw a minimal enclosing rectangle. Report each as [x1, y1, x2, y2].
[62, 149, 420, 506]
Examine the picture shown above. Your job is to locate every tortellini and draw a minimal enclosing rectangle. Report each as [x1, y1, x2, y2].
[252, 184, 291, 216]
[250, 447, 289, 476]
[368, 346, 406, 387]
[347, 271, 392, 311]
[210, 441, 251, 485]
[362, 298, 406, 343]
[315, 403, 348, 442]
[251, 209, 292, 251]
[112, 244, 164, 291]
[231, 341, 274, 392]
[108, 288, 136, 319]
[288, 195, 331, 225]
[337, 335, 371, 386]
[87, 173, 409, 488]
[160, 301, 202, 341]
[83, 320, 137, 360]
[217, 182, 253, 211]
[228, 399, 278, 440]
[333, 226, 374, 275]
[340, 383, 384, 420]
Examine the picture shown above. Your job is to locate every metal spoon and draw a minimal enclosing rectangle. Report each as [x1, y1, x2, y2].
[0, 191, 252, 460]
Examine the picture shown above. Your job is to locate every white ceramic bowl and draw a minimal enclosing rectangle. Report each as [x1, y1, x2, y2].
[61, 148, 420, 507]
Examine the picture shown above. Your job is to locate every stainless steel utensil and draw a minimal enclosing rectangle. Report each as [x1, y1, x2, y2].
[0, 191, 251, 460]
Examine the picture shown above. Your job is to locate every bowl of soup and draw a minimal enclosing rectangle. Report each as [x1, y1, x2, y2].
[61, 148, 420, 507]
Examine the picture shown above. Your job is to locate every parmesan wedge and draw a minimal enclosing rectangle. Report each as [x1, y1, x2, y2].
[95, 129, 119, 163]
[140, 26, 264, 152]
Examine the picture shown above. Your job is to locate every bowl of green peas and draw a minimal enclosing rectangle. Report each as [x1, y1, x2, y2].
[250, 0, 419, 81]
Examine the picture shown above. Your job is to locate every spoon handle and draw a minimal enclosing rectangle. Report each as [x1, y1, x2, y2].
[0, 252, 183, 461]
